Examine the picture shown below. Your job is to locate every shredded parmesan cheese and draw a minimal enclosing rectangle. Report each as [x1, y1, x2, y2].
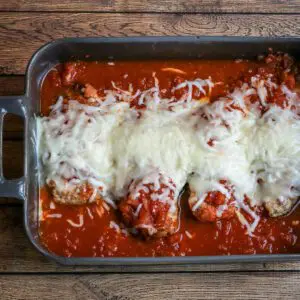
[161, 67, 187, 75]
[86, 207, 94, 220]
[134, 203, 143, 218]
[102, 202, 110, 211]
[46, 213, 62, 219]
[185, 230, 193, 239]
[67, 214, 84, 228]
[109, 221, 121, 233]
[49, 201, 56, 209]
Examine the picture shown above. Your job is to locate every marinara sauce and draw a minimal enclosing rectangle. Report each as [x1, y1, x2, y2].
[39, 59, 300, 257]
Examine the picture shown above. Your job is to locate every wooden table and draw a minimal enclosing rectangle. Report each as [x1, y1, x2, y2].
[1, 1, 300, 299]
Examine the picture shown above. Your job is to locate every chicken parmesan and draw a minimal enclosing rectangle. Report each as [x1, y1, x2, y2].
[38, 53, 300, 257]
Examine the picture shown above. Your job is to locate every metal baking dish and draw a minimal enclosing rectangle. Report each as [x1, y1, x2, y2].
[1, 36, 300, 265]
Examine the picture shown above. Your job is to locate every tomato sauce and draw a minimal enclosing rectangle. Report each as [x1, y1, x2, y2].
[39, 58, 300, 257]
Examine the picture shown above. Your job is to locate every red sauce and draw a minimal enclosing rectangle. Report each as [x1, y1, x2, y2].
[40, 59, 259, 113]
[40, 187, 300, 257]
[39, 58, 300, 257]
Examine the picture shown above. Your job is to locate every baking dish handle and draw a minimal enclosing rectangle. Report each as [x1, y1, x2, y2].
[0, 96, 25, 201]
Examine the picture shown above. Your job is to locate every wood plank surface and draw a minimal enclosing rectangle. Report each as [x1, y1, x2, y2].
[0, 76, 24, 95]
[2, 140, 23, 178]
[0, 76, 25, 138]
[0, 273, 299, 299]
[0, 141, 23, 203]
[1, 0, 299, 13]
[0, 13, 300, 74]
[0, 205, 299, 273]
[0, 1, 300, 293]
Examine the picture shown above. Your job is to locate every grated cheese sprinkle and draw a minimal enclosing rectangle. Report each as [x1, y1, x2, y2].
[67, 214, 84, 228]
[38, 75, 300, 234]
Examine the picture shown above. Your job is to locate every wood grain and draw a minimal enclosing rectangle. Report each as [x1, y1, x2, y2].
[2, 140, 23, 178]
[1, 0, 299, 13]
[0, 13, 300, 74]
[0, 76, 25, 138]
[0, 273, 299, 299]
[0, 140, 23, 204]
[0, 76, 24, 95]
[0, 140, 23, 203]
[0, 205, 299, 273]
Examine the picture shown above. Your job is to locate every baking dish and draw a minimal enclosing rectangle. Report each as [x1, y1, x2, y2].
[1, 36, 300, 265]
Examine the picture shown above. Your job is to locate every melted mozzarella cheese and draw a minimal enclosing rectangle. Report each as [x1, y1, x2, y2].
[247, 106, 300, 204]
[111, 110, 194, 196]
[37, 77, 300, 233]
